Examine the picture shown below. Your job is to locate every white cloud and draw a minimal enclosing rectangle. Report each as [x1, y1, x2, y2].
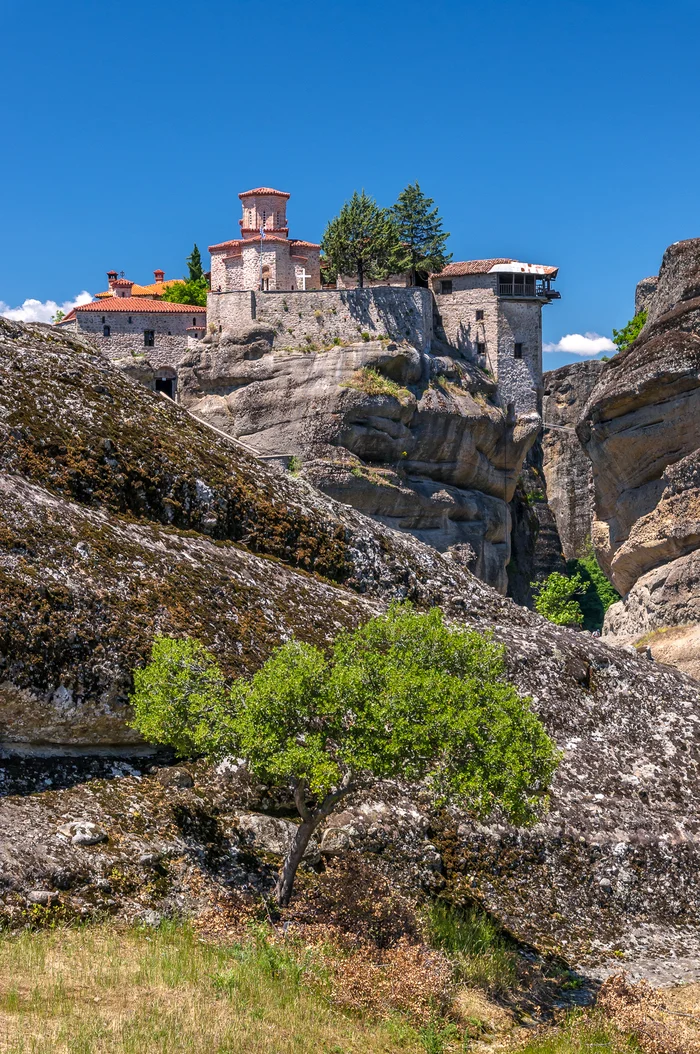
[543, 332, 616, 356]
[0, 291, 93, 324]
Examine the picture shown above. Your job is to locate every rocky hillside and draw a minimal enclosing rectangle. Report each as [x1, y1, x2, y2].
[177, 325, 540, 593]
[578, 239, 700, 675]
[2, 317, 700, 981]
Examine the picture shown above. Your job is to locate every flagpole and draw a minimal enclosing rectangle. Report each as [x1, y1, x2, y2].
[259, 223, 264, 291]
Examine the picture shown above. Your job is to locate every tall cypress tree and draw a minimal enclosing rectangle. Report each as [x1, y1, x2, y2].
[390, 183, 451, 286]
[321, 191, 399, 288]
[187, 243, 204, 282]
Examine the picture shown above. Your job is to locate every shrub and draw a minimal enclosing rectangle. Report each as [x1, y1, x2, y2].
[566, 544, 619, 630]
[342, 367, 407, 399]
[288, 455, 303, 475]
[612, 309, 647, 352]
[532, 572, 586, 627]
[361, 331, 371, 342]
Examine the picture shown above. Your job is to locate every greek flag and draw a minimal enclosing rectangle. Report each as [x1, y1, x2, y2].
[259, 225, 266, 240]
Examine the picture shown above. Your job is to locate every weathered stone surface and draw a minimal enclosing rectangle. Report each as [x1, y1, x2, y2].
[234, 812, 320, 863]
[3, 317, 700, 982]
[542, 361, 604, 559]
[635, 275, 658, 316]
[178, 331, 539, 593]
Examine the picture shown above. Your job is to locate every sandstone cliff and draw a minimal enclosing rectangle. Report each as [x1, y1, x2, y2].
[177, 327, 539, 593]
[578, 240, 700, 675]
[542, 360, 604, 559]
[2, 317, 700, 980]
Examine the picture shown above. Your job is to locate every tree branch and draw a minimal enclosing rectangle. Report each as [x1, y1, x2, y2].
[294, 779, 312, 822]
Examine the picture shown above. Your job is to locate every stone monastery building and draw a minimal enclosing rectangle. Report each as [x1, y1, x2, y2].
[58, 185, 559, 412]
[209, 187, 321, 293]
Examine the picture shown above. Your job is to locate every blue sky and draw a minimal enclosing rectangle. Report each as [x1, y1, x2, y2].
[2, 0, 699, 370]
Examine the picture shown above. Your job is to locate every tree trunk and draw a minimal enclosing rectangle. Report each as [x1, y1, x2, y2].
[275, 817, 319, 907]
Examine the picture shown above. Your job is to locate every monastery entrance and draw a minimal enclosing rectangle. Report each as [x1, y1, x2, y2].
[155, 370, 177, 400]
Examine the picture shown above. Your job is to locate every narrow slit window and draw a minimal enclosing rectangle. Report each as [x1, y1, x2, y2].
[514, 343, 523, 359]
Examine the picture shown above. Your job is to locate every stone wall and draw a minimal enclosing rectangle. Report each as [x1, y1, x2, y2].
[497, 299, 543, 413]
[433, 276, 498, 372]
[68, 310, 205, 372]
[207, 287, 433, 351]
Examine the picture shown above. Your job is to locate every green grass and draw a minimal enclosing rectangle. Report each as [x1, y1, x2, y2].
[425, 901, 518, 995]
[515, 1015, 641, 1052]
[341, 367, 410, 401]
[0, 920, 430, 1053]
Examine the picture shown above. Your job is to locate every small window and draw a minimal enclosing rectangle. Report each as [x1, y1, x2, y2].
[103, 325, 111, 337]
[514, 342, 523, 359]
[440, 279, 453, 294]
[128, 316, 132, 324]
[476, 342, 486, 356]
[193, 317, 197, 326]
[144, 329, 155, 348]
[476, 309, 484, 321]
[101, 316, 105, 324]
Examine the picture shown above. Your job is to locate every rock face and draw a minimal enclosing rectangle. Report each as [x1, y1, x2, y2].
[3, 317, 700, 982]
[635, 275, 658, 316]
[177, 327, 540, 593]
[577, 241, 700, 674]
[542, 360, 604, 559]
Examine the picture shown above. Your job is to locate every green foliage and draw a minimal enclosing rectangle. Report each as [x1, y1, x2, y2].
[390, 182, 451, 285]
[342, 367, 407, 399]
[426, 902, 518, 994]
[161, 276, 208, 307]
[187, 243, 204, 282]
[321, 190, 399, 288]
[533, 572, 585, 627]
[612, 309, 647, 352]
[288, 455, 303, 475]
[51, 309, 65, 324]
[132, 604, 558, 824]
[566, 545, 619, 631]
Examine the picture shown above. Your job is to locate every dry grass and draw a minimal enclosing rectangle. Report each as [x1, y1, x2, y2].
[0, 921, 429, 1053]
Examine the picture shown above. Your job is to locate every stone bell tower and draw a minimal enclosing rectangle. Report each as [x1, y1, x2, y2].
[239, 187, 290, 238]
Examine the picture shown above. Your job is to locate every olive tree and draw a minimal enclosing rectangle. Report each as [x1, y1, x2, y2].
[131, 604, 558, 906]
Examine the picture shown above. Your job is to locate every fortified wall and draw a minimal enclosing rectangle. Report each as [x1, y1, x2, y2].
[207, 287, 434, 352]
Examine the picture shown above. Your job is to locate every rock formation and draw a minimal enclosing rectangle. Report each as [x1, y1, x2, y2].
[177, 327, 540, 593]
[2, 317, 700, 982]
[578, 239, 700, 676]
[635, 275, 658, 316]
[542, 360, 604, 559]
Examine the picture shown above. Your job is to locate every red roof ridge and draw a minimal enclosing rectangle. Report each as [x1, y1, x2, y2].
[238, 187, 290, 199]
[75, 297, 206, 314]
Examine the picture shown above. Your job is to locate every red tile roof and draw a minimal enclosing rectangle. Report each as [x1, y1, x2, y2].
[74, 298, 205, 314]
[95, 278, 182, 299]
[238, 187, 290, 199]
[209, 239, 242, 252]
[289, 239, 321, 249]
[434, 259, 558, 277]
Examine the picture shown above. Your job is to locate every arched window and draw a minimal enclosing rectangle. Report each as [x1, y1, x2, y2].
[103, 325, 111, 337]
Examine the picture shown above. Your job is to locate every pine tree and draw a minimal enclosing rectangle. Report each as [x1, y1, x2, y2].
[390, 182, 451, 286]
[321, 191, 399, 288]
[187, 243, 203, 282]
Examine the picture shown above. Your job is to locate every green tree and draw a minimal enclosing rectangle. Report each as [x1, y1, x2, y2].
[161, 276, 208, 307]
[187, 243, 204, 282]
[131, 605, 558, 907]
[532, 572, 586, 627]
[390, 182, 451, 285]
[612, 309, 647, 352]
[566, 543, 619, 631]
[52, 309, 65, 324]
[321, 190, 399, 288]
